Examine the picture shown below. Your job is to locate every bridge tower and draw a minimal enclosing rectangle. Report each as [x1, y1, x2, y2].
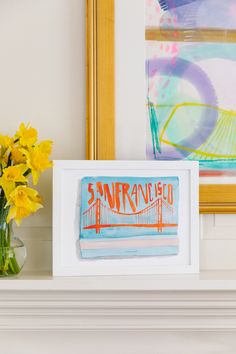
[95, 198, 101, 234]
[157, 198, 163, 233]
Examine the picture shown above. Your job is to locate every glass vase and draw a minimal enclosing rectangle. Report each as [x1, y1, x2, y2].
[0, 196, 27, 276]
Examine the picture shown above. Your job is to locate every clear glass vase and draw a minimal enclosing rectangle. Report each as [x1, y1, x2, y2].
[0, 196, 27, 276]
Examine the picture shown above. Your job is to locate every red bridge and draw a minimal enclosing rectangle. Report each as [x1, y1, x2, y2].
[82, 198, 177, 234]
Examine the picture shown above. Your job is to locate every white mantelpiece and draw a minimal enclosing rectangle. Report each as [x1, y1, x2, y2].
[1, 271, 236, 332]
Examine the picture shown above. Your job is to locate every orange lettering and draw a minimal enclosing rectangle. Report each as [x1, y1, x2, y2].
[115, 183, 122, 212]
[138, 184, 149, 204]
[104, 183, 115, 209]
[131, 184, 138, 206]
[96, 182, 103, 197]
[122, 183, 136, 212]
[168, 184, 173, 205]
[88, 183, 94, 205]
[163, 184, 167, 200]
[148, 183, 153, 202]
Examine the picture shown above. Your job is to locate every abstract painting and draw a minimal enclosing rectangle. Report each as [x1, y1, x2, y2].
[146, 0, 236, 176]
[79, 176, 179, 259]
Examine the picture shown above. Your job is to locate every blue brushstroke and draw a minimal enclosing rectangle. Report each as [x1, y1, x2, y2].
[199, 160, 236, 171]
[158, 0, 199, 11]
[158, 0, 236, 31]
[148, 99, 162, 158]
[147, 57, 218, 158]
[81, 235, 178, 242]
[80, 246, 179, 259]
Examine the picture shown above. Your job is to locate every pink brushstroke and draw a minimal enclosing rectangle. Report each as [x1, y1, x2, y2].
[81, 238, 179, 250]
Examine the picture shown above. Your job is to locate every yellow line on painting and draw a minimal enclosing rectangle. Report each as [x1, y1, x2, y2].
[153, 102, 236, 113]
[161, 139, 236, 158]
[155, 102, 236, 140]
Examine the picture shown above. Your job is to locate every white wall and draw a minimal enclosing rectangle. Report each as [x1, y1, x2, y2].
[0, 0, 235, 273]
[0, 0, 86, 272]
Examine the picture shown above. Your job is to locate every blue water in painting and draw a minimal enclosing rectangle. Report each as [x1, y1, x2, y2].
[199, 160, 236, 171]
[80, 246, 179, 259]
[80, 226, 178, 239]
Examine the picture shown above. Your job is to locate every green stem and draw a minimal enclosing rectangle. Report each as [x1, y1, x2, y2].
[9, 255, 21, 274]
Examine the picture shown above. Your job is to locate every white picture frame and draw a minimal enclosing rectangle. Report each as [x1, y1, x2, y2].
[53, 160, 199, 276]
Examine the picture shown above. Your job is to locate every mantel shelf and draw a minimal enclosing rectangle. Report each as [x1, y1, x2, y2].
[1, 270, 236, 291]
[1, 271, 236, 331]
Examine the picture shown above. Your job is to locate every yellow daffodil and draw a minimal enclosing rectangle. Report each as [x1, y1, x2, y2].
[11, 147, 27, 164]
[22, 140, 53, 185]
[0, 123, 52, 227]
[38, 140, 53, 155]
[15, 123, 38, 148]
[0, 135, 14, 165]
[0, 164, 28, 197]
[0, 135, 13, 151]
[6, 186, 43, 225]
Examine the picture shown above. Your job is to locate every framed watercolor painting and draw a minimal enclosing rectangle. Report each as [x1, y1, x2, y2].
[86, 0, 236, 213]
[53, 160, 199, 275]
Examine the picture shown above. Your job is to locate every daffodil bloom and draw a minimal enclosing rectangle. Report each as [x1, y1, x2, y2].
[0, 135, 14, 151]
[0, 123, 52, 228]
[0, 164, 28, 197]
[22, 140, 53, 185]
[6, 186, 43, 225]
[15, 123, 38, 148]
[38, 140, 53, 155]
[0, 135, 14, 165]
[11, 147, 27, 164]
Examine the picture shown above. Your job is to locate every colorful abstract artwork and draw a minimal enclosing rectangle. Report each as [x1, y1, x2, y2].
[146, 0, 236, 176]
[79, 176, 179, 259]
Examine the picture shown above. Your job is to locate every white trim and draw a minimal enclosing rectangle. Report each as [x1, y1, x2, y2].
[1, 273, 236, 331]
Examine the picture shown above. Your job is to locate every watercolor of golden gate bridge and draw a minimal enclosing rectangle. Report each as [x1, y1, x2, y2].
[79, 176, 179, 259]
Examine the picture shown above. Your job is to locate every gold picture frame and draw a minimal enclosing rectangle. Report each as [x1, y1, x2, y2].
[86, 0, 236, 213]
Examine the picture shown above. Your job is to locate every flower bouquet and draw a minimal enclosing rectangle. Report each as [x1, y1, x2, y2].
[0, 123, 52, 276]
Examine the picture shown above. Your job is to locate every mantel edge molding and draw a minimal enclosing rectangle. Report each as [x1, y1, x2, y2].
[1, 288, 236, 331]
